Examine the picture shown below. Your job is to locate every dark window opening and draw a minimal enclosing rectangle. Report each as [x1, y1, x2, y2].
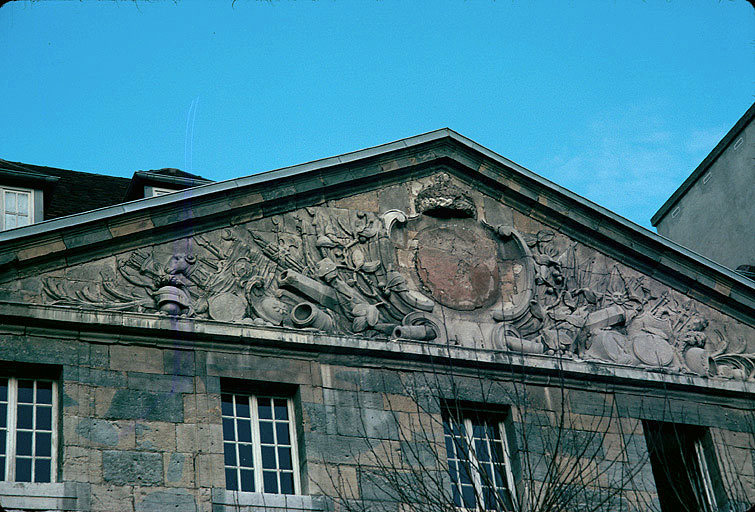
[643, 420, 725, 512]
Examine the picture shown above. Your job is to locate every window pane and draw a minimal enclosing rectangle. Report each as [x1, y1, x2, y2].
[461, 484, 476, 508]
[452, 483, 462, 507]
[492, 441, 505, 463]
[5, 192, 15, 213]
[240, 469, 255, 492]
[259, 421, 274, 444]
[276, 423, 290, 445]
[17, 405, 33, 430]
[274, 399, 288, 420]
[278, 447, 292, 470]
[221, 394, 234, 416]
[476, 439, 490, 462]
[481, 463, 494, 489]
[448, 460, 458, 482]
[17, 216, 29, 227]
[16, 431, 32, 456]
[34, 459, 51, 483]
[238, 444, 253, 468]
[235, 399, 250, 419]
[36, 407, 52, 431]
[0, 456, 4, 480]
[17, 381, 34, 404]
[16, 458, 31, 482]
[0, 379, 7, 401]
[223, 443, 236, 466]
[236, 420, 252, 443]
[36, 382, 52, 405]
[258, 398, 272, 419]
[263, 470, 278, 493]
[459, 460, 473, 484]
[483, 487, 496, 509]
[261, 445, 276, 469]
[445, 435, 455, 458]
[17, 193, 28, 213]
[225, 468, 238, 491]
[0, 430, 5, 455]
[280, 472, 294, 494]
[222, 418, 235, 441]
[35, 433, 51, 457]
[494, 464, 505, 487]
[0, 404, 6, 428]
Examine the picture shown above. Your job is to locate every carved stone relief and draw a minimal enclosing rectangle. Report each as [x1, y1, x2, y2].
[25, 172, 755, 381]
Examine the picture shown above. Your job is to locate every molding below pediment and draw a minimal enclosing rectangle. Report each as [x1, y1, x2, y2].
[1, 300, 753, 397]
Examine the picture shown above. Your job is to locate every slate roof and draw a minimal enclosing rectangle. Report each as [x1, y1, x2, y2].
[0, 160, 212, 220]
[123, 168, 213, 201]
[0, 159, 131, 220]
[146, 167, 207, 181]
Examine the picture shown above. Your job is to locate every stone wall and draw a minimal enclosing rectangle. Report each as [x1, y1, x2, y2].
[0, 325, 752, 512]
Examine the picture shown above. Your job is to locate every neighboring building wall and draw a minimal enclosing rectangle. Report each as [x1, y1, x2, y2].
[653, 103, 755, 271]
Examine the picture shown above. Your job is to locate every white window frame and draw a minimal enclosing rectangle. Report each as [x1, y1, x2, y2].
[145, 186, 177, 198]
[444, 411, 517, 511]
[0, 186, 35, 231]
[1, 378, 58, 483]
[222, 393, 300, 496]
[693, 438, 718, 511]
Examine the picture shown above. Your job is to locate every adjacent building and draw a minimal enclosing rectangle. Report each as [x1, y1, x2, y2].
[652, 101, 755, 277]
[0, 130, 753, 511]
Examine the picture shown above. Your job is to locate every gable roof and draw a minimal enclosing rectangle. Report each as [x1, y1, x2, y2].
[0, 129, 752, 323]
[123, 168, 213, 201]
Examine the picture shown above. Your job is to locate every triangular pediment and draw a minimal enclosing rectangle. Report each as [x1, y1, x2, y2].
[0, 130, 753, 384]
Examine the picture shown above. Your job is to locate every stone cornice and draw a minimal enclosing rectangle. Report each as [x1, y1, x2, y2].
[2, 301, 753, 398]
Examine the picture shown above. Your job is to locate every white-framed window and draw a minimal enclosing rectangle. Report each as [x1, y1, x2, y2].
[0, 378, 57, 483]
[1, 187, 34, 231]
[221, 392, 299, 495]
[145, 186, 177, 197]
[444, 408, 516, 511]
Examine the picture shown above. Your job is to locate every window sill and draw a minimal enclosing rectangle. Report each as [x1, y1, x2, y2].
[211, 489, 327, 511]
[0, 482, 77, 511]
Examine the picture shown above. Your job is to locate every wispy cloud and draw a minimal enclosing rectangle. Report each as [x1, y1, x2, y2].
[533, 107, 726, 228]
[685, 126, 728, 155]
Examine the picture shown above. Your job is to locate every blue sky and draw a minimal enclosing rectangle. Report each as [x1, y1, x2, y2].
[1, 1, 753, 228]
